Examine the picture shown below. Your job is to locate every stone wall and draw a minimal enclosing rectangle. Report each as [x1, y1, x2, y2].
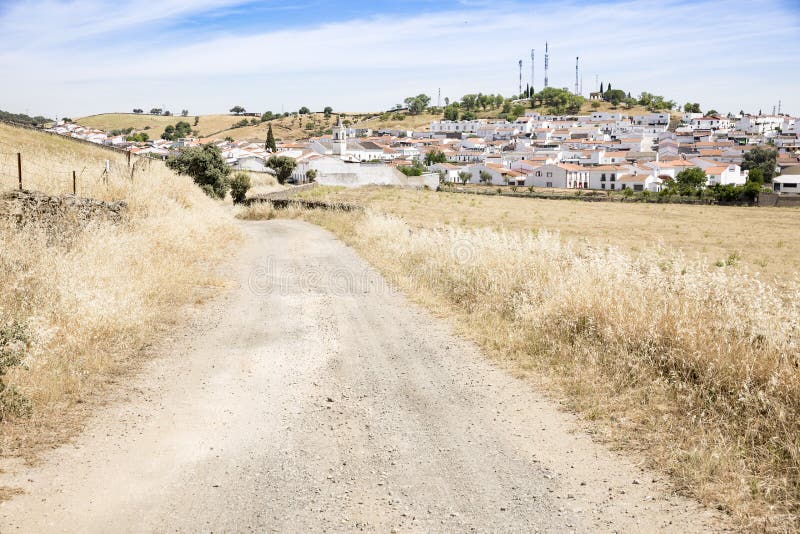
[0, 189, 127, 227]
[759, 192, 800, 208]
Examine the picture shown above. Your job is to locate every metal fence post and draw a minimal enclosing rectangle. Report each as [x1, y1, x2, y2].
[72, 170, 76, 195]
[17, 153, 22, 190]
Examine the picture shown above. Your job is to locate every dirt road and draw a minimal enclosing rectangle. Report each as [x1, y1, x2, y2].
[0, 220, 721, 532]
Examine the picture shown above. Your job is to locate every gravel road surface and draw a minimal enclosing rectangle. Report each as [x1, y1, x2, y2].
[0, 220, 721, 533]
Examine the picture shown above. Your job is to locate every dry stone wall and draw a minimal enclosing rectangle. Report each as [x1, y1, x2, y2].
[0, 190, 127, 227]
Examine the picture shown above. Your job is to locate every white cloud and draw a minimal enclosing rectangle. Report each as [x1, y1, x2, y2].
[1, 0, 798, 116]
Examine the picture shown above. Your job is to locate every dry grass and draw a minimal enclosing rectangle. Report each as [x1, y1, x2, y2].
[258, 196, 800, 529]
[76, 113, 245, 139]
[0, 123, 239, 457]
[298, 186, 800, 281]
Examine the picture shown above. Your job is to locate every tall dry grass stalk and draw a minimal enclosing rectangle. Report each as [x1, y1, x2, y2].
[301, 207, 800, 530]
[0, 123, 239, 455]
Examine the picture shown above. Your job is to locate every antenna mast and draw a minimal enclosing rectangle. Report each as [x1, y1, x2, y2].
[544, 42, 549, 88]
[530, 49, 535, 96]
[575, 56, 580, 95]
[518, 60, 523, 96]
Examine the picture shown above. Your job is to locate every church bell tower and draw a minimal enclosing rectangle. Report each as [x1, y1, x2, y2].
[332, 115, 347, 156]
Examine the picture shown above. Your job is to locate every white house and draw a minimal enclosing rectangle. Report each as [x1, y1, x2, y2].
[618, 173, 663, 192]
[633, 112, 671, 128]
[430, 120, 483, 134]
[525, 164, 588, 188]
[690, 116, 732, 131]
[586, 165, 628, 190]
[773, 167, 800, 193]
[430, 163, 463, 183]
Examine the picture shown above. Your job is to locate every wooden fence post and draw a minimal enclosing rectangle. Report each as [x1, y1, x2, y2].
[72, 170, 76, 195]
[17, 153, 22, 190]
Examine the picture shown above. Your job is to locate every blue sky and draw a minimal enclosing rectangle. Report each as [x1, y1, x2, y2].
[1, 0, 798, 117]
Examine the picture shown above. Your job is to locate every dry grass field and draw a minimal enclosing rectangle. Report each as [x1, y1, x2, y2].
[252, 186, 800, 529]
[0, 123, 238, 457]
[298, 186, 800, 280]
[76, 113, 245, 139]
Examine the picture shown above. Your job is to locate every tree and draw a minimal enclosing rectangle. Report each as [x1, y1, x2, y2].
[194, 116, 200, 126]
[161, 121, 192, 140]
[265, 123, 276, 152]
[461, 94, 477, 111]
[479, 170, 492, 185]
[162, 110, 172, 116]
[150, 108, 162, 115]
[675, 167, 707, 193]
[398, 162, 424, 176]
[230, 106, 246, 115]
[508, 104, 527, 121]
[299, 106, 310, 115]
[603, 89, 626, 106]
[536, 87, 585, 114]
[424, 149, 447, 166]
[706, 109, 719, 116]
[132, 108, 143, 114]
[458, 171, 471, 185]
[166, 144, 230, 199]
[746, 167, 765, 184]
[461, 111, 477, 121]
[404, 94, 431, 115]
[323, 106, 333, 117]
[742, 147, 778, 182]
[229, 172, 251, 204]
[443, 104, 460, 121]
[591, 101, 601, 109]
[266, 155, 296, 184]
[126, 132, 149, 142]
[444, 97, 450, 106]
[305, 169, 317, 183]
[181, 109, 189, 117]
[684, 102, 701, 113]
[599, 82, 604, 94]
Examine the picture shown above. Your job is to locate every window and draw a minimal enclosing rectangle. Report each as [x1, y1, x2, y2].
[634, 184, 644, 192]
[601, 173, 606, 181]
[601, 183, 606, 189]
[785, 183, 798, 188]
[546, 172, 552, 177]
[546, 182, 553, 188]
[610, 184, 615, 190]
[536, 171, 541, 176]
[610, 175, 616, 181]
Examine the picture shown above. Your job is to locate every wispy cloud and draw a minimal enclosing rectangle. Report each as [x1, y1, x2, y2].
[0, 0, 798, 116]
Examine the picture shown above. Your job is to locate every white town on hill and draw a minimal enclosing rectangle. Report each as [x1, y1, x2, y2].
[47, 105, 800, 194]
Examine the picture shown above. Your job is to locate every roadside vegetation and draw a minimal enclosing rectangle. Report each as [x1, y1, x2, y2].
[239, 189, 800, 529]
[0, 122, 238, 456]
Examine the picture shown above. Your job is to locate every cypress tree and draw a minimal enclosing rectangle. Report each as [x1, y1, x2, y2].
[600, 82, 604, 93]
[265, 123, 276, 152]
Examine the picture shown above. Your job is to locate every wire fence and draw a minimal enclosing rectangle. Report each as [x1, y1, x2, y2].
[0, 140, 152, 199]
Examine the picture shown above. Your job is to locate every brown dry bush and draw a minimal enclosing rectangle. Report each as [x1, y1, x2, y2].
[0, 123, 239, 455]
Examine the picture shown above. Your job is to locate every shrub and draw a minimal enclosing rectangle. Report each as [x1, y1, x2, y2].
[266, 155, 297, 185]
[166, 144, 231, 199]
[229, 172, 251, 204]
[0, 322, 31, 420]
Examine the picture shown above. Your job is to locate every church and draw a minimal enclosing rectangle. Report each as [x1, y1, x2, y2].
[309, 115, 385, 161]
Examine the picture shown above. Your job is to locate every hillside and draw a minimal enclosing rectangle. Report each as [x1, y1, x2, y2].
[0, 122, 238, 456]
[77, 99, 683, 144]
[76, 113, 247, 139]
